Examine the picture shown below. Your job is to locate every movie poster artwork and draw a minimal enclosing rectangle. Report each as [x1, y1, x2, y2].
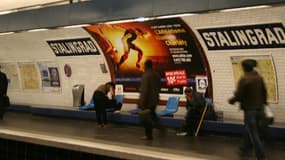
[85, 18, 208, 94]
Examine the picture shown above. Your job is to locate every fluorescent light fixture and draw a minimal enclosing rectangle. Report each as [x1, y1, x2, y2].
[135, 17, 150, 22]
[27, 28, 49, 32]
[220, 5, 271, 12]
[105, 13, 197, 24]
[0, 10, 15, 15]
[105, 19, 135, 24]
[18, 5, 41, 11]
[0, 32, 15, 36]
[63, 24, 90, 28]
[157, 13, 197, 19]
[106, 13, 197, 24]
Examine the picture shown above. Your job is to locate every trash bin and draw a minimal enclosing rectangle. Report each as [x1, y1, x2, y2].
[72, 84, 85, 107]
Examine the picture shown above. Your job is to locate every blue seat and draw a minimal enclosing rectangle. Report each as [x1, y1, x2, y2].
[115, 95, 124, 104]
[128, 108, 141, 114]
[128, 96, 180, 116]
[79, 99, 94, 111]
[80, 95, 124, 111]
[156, 96, 180, 117]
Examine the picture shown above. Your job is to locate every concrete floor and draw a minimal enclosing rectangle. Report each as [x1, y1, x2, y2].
[0, 111, 284, 160]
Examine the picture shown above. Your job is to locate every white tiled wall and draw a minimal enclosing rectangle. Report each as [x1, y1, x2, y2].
[183, 5, 285, 124]
[0, 5, 284, 126]
[0, 28, 111, 107]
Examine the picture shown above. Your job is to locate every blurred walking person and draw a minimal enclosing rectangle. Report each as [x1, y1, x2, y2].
[138, 59, 164, 140]
[229, 59, 267, 160]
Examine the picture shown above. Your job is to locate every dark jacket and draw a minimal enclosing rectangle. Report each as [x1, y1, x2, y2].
[92, 84, 108, 110]
[138, 68, 161, 111]
[186, 91, 205, 113]
[229, 71, 267, 111]
[0, 71, 8, 96]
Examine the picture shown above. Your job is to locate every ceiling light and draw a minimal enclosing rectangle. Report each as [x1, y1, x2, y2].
[27, 28, 49, 32]
[0, 10, 15, 15]
[220, 5, 271, 12]
[0, 32, 15, 35]
[63, 24, 90, 28]
[157, 13, 197, 19]
[135, 17, 150, 22]
[105, 19, 135, 24]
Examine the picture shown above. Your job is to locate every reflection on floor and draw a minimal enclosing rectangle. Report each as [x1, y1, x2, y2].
[0, 111, 284, 160]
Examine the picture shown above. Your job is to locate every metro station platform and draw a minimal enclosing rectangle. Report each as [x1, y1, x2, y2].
[0, 104, 284, 160]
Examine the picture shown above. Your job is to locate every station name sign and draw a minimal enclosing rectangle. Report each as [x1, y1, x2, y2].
[47, 38, 100, 56]
[198, 23, 285, 50]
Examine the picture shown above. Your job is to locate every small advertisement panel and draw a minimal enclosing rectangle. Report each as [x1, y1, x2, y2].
[38, 62, 61, 92]
[19, 63, 40, 90]
[165, 70, 188, 86]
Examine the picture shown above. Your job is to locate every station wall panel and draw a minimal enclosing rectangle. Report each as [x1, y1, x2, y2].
[0, 5, 284, 126]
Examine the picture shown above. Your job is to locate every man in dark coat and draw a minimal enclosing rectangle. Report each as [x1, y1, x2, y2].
[138, 59, 164, 140]
[176, 86, 205, 136]
[0, 65, 8, 120]
[229, 59, 267, 160]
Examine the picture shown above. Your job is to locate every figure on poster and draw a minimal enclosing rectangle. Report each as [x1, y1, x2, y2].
[0, 65, 8, 120]
[111, 25, 148, 69]
[138, 59, 165, 140]
[228, 59, 267, 160]
[92, 81, 122, 127]
[176, 86, 205, 136]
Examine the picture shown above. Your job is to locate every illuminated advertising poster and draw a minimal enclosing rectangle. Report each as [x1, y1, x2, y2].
[85, 18, 208, 94]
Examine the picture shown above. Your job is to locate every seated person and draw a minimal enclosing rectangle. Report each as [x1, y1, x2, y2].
[105, 82, 122, 113]
[176, 86, 205, 136]
[93, 81, 122, 127]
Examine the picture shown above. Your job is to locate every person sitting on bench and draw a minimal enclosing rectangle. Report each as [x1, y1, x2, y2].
[176, 86, 205, 136]
[93, 81, 122, 127]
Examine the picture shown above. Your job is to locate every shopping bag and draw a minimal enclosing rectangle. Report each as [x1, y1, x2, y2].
[260, 105, 274, 127]
[264, 105, 274, 125]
